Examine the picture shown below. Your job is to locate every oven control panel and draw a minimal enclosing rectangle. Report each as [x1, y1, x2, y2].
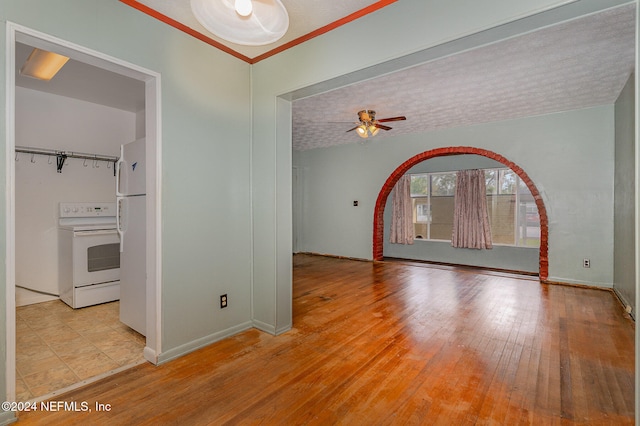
[59, 202, 116, 218]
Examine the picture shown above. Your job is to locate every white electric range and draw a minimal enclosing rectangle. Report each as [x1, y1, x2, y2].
[58, 202, 120, 308]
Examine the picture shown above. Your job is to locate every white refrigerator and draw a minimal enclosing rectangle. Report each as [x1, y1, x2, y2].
[116, 138, 146, 336]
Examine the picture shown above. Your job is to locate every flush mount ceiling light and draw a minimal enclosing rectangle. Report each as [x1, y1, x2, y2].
[346, 110, 407, 139]
[190, 0, 289, 46]
[20, 48, 69, 81]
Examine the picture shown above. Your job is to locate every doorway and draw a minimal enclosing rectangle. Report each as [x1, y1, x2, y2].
[5, 23, 162, 401]
[372, 146, 549, 280]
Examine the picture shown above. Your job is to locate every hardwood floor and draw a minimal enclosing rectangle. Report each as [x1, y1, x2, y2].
[18, 254, 634, 425]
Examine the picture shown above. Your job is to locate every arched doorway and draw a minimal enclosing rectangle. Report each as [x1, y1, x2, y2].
[373, 146, 549, 281]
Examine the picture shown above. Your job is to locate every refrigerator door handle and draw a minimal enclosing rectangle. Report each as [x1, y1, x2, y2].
[117, 197, 125, 253]
[115, 144, 125, 197]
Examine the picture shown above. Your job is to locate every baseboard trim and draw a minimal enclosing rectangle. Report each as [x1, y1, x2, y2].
[153, 319, 290, 366]
[383, 256, 539, 277]
[0, 411, 16, 425]
[275, 324, 292, 335]
[295, 252, 371, 262]
[252, 319, 276, 335]
[143, 346, 158, 364]
[297, 254, 620, 296]
[298, 253, 538, 278]
[612, 287, 635, 320]
[157, 321, 253, 364]
[543, 278, 613, 289]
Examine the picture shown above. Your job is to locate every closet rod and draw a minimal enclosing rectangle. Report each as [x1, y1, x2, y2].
[15, 145, 118, 174]
[15, 146, 118, 162]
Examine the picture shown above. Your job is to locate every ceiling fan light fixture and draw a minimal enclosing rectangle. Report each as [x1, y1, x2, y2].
[356, 125, 368, 138]
[346, 109, 406, 140]
[191, 0, 289, 46]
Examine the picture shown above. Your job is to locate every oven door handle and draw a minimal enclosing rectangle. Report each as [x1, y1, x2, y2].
[74, 230, 119, 237]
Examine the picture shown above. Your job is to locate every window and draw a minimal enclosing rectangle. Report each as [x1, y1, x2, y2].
[409, 168, 540, 247]
[410, 172, 455, 240]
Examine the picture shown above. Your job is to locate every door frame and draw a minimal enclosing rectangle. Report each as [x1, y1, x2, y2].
[4, 22, 163, 400]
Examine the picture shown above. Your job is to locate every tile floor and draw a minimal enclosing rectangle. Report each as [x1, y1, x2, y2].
[16, 300, 145, 401]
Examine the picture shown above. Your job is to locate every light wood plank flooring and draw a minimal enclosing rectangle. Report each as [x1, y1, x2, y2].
[18, 254, 634, 424]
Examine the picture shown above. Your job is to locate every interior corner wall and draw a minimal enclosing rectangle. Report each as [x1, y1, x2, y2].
[614, 72, 636, 314]
[293, 105, 615, 288]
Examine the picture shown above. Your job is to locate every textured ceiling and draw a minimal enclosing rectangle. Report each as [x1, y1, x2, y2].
[128, 0, 386, 61]
[292, 4, 636, 151]
[14, 3, 636, 152]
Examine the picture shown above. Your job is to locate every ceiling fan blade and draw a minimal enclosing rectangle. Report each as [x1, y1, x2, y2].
[346, 126, 360, 133]
[375, 123, 393, 131]
[377, 116, 406, 123]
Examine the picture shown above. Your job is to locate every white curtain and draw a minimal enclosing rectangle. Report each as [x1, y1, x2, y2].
[451, 169, 493, 249]
[390, 175, 414, 245]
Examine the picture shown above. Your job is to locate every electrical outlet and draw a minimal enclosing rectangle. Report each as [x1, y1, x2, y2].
[583, 258, 590, 268]
[220, 294, 228, 308]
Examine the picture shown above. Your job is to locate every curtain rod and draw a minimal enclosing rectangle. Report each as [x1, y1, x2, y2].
[15, 145, 118, 174]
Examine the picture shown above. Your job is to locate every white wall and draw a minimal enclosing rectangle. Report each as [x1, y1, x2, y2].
[14, 87, 136, 304]
[294, 106, 616, 288]
[614, 73, 636, 313]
